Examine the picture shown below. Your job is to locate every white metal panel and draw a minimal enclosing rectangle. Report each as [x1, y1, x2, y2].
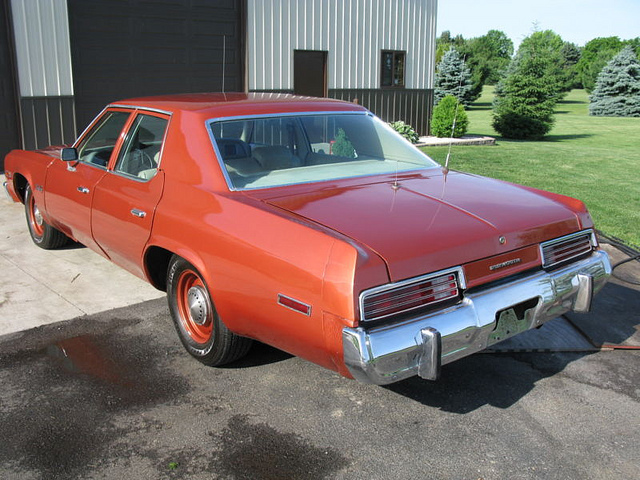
[247, 0, 437, 91]
[11, 0, 73, 97]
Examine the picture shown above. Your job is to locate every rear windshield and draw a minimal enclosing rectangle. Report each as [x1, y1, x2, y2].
[209, 113, 438, 190]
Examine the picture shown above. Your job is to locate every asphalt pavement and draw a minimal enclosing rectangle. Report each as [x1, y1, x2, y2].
[1, 175, 639, 479]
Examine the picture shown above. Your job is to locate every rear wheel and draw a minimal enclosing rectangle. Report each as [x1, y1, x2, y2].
[24, 184, 68, 249]
[167, 255, 252, 365]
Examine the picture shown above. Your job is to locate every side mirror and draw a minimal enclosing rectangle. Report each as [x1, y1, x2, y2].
[61, 147, 78, 161]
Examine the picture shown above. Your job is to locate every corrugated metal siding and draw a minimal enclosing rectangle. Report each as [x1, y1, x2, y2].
[10, 0, 73, 97]
[19, 96, 76, 150]
[330, 89, 433, 135]
[248, 0, 436, 91]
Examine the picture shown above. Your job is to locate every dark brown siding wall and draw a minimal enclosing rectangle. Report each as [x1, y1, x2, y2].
[19, 97, 76, 151]
[0, 0, 19, 169]
[329, 89, 433, 135]
[68, 0, 244, 130]
[249, 88, 433, 135]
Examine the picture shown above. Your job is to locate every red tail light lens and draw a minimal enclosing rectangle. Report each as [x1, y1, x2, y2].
[361, 271, 461, 322]
[541, 231, 594, 268]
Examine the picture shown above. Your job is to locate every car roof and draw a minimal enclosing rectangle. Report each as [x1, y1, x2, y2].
[110, 93, 368, 117]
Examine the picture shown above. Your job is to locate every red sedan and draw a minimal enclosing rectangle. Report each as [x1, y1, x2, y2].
[3, 94, 611, 384]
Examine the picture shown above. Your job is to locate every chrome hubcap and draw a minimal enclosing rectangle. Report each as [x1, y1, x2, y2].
[187, 286, 209, 325]
[33, 204, 43, 226]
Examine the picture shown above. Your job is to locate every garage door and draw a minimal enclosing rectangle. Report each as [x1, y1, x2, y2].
[0, 0, 19, 169]
[67, 0, 244, 129]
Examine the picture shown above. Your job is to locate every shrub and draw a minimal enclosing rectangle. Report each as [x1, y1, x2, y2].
[589, 46, 640, 117]
[430, 95, 469, 138]
[389, 120, 419, 143]
[492, 55, 557, 140]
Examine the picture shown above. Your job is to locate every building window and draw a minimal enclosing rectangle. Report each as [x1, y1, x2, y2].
[381, 51, 405, 87]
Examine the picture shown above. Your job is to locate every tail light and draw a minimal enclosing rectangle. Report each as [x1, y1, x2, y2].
[360, 268, 464, 323]
[541, 230, 595, 269]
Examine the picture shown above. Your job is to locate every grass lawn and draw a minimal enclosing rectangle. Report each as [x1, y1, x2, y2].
[422, 87, 640, 248]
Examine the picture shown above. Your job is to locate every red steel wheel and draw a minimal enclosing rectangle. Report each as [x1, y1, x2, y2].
[24, 184, 68, 249]
[27, 188, 45, 238]
[167, 255, 252, 366]
[175, 268, 214, 345]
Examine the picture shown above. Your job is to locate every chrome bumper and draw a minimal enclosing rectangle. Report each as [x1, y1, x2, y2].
[2, 181, 13, 201]
[343, 250, 611, 385]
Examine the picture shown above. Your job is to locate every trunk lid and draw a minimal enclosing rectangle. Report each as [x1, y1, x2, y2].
[259, 171, 581, 282]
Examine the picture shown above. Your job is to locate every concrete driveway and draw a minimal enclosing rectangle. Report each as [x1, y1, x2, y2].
[1, 178, 639, 479]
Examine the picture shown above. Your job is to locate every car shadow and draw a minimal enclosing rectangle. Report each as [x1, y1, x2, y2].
[222, 341, 294, 368]
[59, 240, 86, 250]
[383, 351, 591, 413]
[566, 281, 640, 347]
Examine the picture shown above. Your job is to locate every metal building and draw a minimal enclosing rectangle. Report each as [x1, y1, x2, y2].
[0, 0, 437, 169]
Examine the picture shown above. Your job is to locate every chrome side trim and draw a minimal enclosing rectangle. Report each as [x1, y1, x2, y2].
[359, 266, 466, 323]
[343, 250, 611, 385]
[108, 104, 173, 116]
[207, 110, 369, 125]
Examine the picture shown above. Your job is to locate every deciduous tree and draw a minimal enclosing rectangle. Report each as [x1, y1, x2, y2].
[576, 37, 624, 92]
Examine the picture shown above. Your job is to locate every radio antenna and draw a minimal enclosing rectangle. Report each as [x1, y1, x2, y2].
[222, 35, 226, 93]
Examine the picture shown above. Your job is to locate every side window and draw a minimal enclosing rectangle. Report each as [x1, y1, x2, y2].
[114, 114, 169, 180]
[76, 111, 130, 167]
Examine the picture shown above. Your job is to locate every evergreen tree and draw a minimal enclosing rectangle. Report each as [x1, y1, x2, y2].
[560, 42, 582, 90]
[492, 55, 557, 140]
[589, 46, 640, 117]
[516, 30, 566, 98]
[434, 48, 473, 107]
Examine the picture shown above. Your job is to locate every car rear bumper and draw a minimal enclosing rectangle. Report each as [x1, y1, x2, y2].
[342, 249, 611, 385]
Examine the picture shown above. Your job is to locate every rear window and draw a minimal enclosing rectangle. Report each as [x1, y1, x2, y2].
[209, 113, 437, 190]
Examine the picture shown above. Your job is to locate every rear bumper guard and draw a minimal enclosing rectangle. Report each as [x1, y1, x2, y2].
[342, 250, 611, 385]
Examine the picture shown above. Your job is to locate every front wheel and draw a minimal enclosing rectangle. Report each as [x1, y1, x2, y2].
[167, 255, 252, 366]
[24, 184, 68, 249]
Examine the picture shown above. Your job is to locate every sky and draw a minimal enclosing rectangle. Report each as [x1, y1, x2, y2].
[437, 0, 640, 48]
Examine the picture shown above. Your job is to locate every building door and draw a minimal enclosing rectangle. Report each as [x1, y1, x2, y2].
[294, 50, 327, 97]
[0, 0, 19, 170]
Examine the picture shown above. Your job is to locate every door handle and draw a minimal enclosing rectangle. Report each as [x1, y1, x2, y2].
[131, 209, 146, 218]
[77, 186, 90, 194]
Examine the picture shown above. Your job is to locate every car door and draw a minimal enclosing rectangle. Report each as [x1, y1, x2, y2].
[44, 109, 132, 253]
[91, 111, 170, 278]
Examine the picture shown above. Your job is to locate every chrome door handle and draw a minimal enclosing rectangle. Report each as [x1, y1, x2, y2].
[131, 209, 146, 218]
[77, 186, 90, 194]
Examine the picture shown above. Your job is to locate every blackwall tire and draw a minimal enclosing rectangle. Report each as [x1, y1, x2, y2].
[166, 255, 252, 366]
[24, 185, 68, 249]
